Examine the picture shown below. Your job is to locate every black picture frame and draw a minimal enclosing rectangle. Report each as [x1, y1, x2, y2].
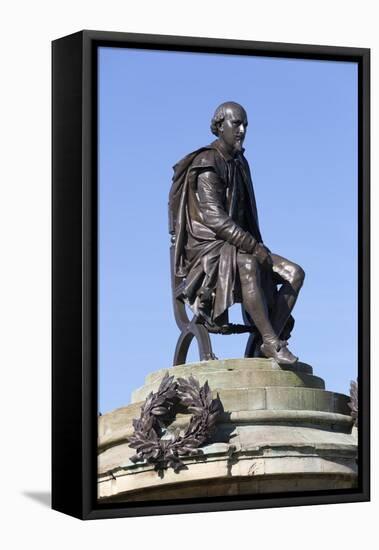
[52, 30, 370, 520]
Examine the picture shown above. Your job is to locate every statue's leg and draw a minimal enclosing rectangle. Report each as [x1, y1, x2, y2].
[241, 307, 263, 357]
[270, 254, 305, 337]
[237, 251, 299, 364]
[236, 252, 278, 346]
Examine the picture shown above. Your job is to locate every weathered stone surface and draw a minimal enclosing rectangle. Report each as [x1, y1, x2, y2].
[144, 358, 314, 385]
[131, 359, 324, 403]
[98, 358, 357, 501]
[101, 474, 355, 502]
[98, 437, 357, 500]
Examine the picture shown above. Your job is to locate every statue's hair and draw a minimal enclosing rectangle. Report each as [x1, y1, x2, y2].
[210, 101, 247, 137]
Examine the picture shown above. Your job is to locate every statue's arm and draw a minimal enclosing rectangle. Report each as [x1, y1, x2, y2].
[197, 170, 257, 253]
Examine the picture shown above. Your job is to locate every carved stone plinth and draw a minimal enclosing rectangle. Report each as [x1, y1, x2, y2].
[98, 358, 357, 502]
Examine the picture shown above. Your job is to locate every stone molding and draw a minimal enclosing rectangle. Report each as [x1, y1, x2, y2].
[98, 358, 357, 501]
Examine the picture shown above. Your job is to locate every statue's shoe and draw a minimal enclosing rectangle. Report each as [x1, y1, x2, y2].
[260, 340, 298, 365]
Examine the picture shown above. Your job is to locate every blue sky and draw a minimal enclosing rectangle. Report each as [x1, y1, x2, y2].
[98, 47, 357, 414]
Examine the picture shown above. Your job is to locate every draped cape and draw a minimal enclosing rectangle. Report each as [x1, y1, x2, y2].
[169, 141, 273, 324]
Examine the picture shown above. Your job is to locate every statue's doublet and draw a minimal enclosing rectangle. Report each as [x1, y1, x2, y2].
[169, 139, 266, 323]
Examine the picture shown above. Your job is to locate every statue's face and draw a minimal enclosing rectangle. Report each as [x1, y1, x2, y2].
[219, 106, 248, 153]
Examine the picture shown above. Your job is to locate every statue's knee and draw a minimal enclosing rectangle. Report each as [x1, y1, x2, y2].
[237, 253, 259, 281]
[292, 265, 305, 288]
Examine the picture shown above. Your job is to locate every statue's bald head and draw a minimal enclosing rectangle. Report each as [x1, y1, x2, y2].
[210, 102, 247, 137]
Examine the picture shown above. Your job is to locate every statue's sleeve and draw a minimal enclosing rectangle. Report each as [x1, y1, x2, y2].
[197, 170, 257, 253]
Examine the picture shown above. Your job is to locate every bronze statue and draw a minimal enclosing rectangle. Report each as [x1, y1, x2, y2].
[169, 102, 304, 365]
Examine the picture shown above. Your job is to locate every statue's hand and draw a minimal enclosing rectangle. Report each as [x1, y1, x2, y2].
[253, 243, 273, 267]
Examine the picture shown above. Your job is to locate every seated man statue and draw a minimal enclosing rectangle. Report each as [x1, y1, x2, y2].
[169, 101, 305, 364]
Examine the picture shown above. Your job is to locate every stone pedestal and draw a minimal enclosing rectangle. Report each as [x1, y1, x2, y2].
[98, 358, 357, 502]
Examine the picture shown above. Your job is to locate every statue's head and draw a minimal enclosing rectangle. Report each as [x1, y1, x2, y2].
[210, 102, 248, 153]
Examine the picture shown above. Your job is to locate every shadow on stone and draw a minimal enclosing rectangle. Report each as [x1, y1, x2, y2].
[212, 411, 238, 444]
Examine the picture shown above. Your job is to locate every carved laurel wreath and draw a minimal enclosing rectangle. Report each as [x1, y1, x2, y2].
[348, 379, 358, 428]
[128, 372, 224, 473]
